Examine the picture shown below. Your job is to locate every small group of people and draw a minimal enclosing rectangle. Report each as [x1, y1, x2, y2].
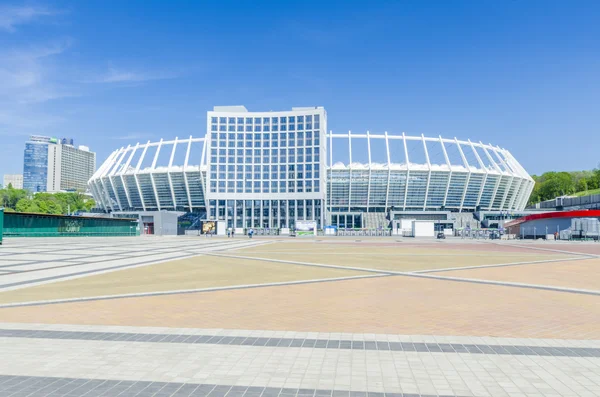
[226, 227, 255, 238]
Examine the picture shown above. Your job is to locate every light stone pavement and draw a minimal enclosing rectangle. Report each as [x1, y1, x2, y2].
[1, 237, 600, 396]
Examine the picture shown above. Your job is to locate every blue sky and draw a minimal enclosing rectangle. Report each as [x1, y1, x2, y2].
[0, 0, 599, 182]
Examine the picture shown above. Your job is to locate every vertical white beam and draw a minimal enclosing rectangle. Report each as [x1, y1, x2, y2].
[347, 130, 352, 212]
[440, 136, 452, 208]
[366, 131, 371, 212]
[120, 144, 138, 209]
[167, 138, 178, 209]
[455, 139, 471, 212]
[470, 141, 488, 210]
[508, 178, 523, 210]
[481, 143, 502, 210]
[422, 134, 431, 210]
[150, 139, 163, 211]
[183, 135, 193, 211]
[134, 141, 150, 211]
[329, 131, 333, 214]
[402, 132, 410, 211]
[384, 132, 391, 209]
[198, 138, 207, 205]
[108, 147, 125, 211]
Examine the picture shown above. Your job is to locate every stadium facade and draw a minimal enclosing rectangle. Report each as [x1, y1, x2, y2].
[89, 106, 534, 230]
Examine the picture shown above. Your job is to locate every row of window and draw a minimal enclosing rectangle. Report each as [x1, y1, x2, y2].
[211, 115, 320, 124]
[210, 172, 320, 180]
[211, 164, 317, 172]
[210, 155, 320, 164]
[209, 180, 321, 194]
[212, 132, 318, 140]
[211, 124, 319, 132]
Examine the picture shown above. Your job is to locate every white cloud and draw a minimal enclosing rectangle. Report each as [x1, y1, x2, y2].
[0, 5, 56, 32]
[86, 67, 177, 84]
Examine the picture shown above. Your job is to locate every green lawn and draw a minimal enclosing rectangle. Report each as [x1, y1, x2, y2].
[572, 188, 600, 197]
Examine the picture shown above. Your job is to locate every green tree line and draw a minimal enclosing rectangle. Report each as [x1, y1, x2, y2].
[0, 185, 95, 215]
[529, 168, 600, 204]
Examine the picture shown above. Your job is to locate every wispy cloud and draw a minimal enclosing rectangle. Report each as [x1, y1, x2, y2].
[86, 67, 177, 84]
[0, 39, 74, 104]
[0, 5, 57, 32]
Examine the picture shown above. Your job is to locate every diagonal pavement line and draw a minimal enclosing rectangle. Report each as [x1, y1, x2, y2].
[204, 252, 600, 296]
[0, 273, 390, 308]
[0, 240, 267, 291]
[413, 255, 592, 273]
[200, 252, 393, 275]
[493, 242, 600, 258]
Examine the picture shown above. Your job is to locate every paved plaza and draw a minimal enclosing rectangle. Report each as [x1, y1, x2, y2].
[1, 237, 600, 396]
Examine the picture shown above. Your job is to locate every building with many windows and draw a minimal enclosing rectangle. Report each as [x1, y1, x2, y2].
[3, 174, 23, 189]
[23, 135, 96, 193]
[89, 106, 534, 230]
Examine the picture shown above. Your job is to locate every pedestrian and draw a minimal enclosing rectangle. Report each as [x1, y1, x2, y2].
[554, 231, 558, 241]
[249, 228, 254, 239]
[231, 228, 235, 238]
[227, 227, 231, 238]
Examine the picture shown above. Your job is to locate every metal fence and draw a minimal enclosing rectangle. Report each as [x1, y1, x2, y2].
[2, 212, 139, 238]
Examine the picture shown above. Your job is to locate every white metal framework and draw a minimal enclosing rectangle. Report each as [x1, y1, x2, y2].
[89, 107, 534, 228]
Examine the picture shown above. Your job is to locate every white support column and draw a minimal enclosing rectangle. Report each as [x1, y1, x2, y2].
[384, 132, 391, 209]
[134, 141, 150, 211]
[440, 136, 452, 208]
[167, 138, 178, 209]
[366, 131, 372, 212]
[469, 141, 488, 210]
[183, 135, 193, 211]
[491, 146, 514, 211]
[422, 134, 431, 210]
[100, 177, 115, 212]
[456, 139, 471, 212]
[507, 178, 523, 210]
[108, 148, 126, 211]
[402, 132, 410, 211]
[347, 131, 352, 212]
[329, 131, 333, 213]
[481, 143, 502, 210]
[120, 144, 138, 209]
[150, 139, 163, 211]
[198, 138, 207, 203]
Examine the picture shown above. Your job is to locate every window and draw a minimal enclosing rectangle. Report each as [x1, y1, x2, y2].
[254, 117, 261, 124]
[219, 117, 226, 123]
[237, 125, 243, 132]
[219, 125, 226, 131]
[237, 118, 244, 124]
[263, 117, 270, 124]
[228, 117, 235, 123]
[280, 124, 287, 131]
[246, 117, 252, 123]
[211, 117, 217, 123]
[211, 125, 217, 131]
[254, 125, 261, 132]
[280, 117, 287, 123]
[246, 126, 252, 132]
[298, 115, 304, 123]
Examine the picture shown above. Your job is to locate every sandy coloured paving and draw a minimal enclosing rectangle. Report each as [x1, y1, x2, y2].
[0, 255, 367, 304]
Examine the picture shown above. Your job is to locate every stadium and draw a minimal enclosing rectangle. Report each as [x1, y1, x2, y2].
[89, 106, 534, 232]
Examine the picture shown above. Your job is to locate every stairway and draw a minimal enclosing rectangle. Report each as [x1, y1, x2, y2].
[364, 212, 388, 229]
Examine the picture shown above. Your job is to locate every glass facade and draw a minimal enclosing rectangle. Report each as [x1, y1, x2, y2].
[23, 142, 49, 192]
[204, 108, 326, 228]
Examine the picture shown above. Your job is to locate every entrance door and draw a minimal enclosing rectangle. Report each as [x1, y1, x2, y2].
[143, 222, 154, 235]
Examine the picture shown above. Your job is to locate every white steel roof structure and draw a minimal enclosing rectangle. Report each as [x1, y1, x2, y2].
[90, 132, 533, 214]
[90, 107, 533, 219]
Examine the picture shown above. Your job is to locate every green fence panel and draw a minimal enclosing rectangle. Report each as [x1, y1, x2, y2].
[2, 212, 140, 238]
[0, 208, 4, 245]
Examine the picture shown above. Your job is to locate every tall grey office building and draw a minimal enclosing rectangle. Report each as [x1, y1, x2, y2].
[23, 135, 96, 193]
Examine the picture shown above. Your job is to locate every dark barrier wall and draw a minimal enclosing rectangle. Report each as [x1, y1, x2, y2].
[2, 212, 139, 237]
[0, 208, 4, 244]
